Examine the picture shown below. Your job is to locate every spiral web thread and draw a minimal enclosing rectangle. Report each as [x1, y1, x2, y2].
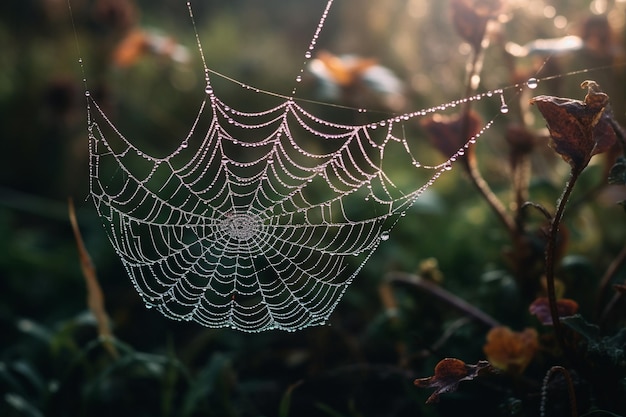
[87, 0, 506, 332]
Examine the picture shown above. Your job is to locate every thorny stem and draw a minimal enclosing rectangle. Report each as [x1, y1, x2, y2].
[540, 366, 578, 417]
[545, 170, 581, 357]
[386, 272, 500, 328]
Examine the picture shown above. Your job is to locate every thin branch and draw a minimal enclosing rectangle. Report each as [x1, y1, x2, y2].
[463, 154, 518, 237]
[521, 201, 553, 221]
[386, 272, 500, 328]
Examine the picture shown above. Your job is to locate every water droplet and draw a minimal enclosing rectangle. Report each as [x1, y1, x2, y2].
[499, 94, 509, 114]
[205, 85, 213, 94]
[527, 77, 538, 89]
[78, 58, 83, 64]
[305, 51, 312, 59]
[181, 141, 188, 148]
[295, 75, 302, 83]
[486, 91, 493, 97]
[84, 90, 90, 97]
[380, 231, 390, 241]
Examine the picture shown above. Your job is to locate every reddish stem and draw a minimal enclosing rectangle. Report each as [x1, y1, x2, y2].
[545, 169, 580, 355]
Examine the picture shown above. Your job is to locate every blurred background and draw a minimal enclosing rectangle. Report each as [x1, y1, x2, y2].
[1, 0, 625, 416]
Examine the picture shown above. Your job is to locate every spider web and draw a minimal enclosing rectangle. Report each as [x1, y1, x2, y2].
[86, 0, 505, 332]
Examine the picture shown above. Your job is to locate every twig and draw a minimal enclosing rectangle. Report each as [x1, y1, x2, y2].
[458, 32, 518, 240]
[463, 154, 518, 237]
[68, 197, 118, 359]
[386, 272, 500, 328]
[521, 201, 553, 221]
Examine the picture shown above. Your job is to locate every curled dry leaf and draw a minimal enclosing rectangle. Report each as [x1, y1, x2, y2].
[483, 326, 538, 373]
[421, 111, 482, 161]
[449, 0, 505, 50]
[531, 80, 617, 174]
[414, 358, 491, 404]
[529, 297, 579, 325]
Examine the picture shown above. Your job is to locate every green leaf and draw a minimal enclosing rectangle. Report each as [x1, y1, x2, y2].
[181, 353, 232, 417]
[608, 156, 626, 185]
[5, 393, 44, 417]
[278, 381, 302, 417]
[561, 314, 600, 342]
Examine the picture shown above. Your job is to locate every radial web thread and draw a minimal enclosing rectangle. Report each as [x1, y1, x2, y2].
[87, 0, 501, 332]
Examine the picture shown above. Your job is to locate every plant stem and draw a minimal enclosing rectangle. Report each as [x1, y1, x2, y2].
[463, 155, 517, 237]
[545, 169, 580, 355]
[540, 366, 578, 417]
[386, 272, 500, 328]
[459, 41, 517, 239]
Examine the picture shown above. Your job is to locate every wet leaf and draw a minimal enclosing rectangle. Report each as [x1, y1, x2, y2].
[414, 358, 491, 404]
[529, 297, 579, 325]
[483, 326, 538, 373]
[531, 80, 617, 174]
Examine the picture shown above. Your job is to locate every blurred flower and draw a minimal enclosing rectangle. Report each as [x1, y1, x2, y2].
[531, 80, 617, 174]
[421, 111, 482, 161]
[529, 297, 579, 325]
[483, 326, 538, 373]
[414, 358, 491, 404]
[506, 124, 536, 157]
[113, 29, 190, 67]
[449, 0, 505, 51]
[308, 51, 405, 110]
[93, 0, 138, 32]
[580, 15, 619, 59]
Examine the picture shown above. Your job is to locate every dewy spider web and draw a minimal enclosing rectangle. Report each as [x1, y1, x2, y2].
[85, 0, 512, 332]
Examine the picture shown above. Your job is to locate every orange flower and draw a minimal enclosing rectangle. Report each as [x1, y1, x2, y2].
[312, 51, 377, 87]
[483, 326, 538, 373]
[113, 30, 149, 67]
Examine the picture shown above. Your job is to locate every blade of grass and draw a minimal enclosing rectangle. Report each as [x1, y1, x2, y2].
[68, 197, 118, 359]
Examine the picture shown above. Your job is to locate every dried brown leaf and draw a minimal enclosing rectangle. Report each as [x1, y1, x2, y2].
[531, 80, 617, 174]
[450, 0, 504, 50]
[421, 111, 482, 160]
[414, 358, 491, 403]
